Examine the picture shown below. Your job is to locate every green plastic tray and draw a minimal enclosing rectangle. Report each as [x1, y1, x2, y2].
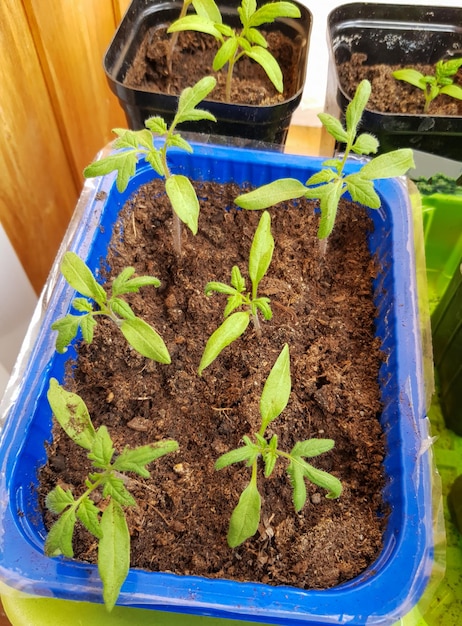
[416, 191, 462, 624]
[422, 193, 462, 316]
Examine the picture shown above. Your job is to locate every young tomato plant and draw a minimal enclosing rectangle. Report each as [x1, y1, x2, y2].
[198, 210, 274, 374]
[215, 344, 342, 547]
[45, 379, 179, 611]
[167, 0, 301, 102]
[393, 57, 462, 113]
[52, 251, 171, 364]
[234, 79, 415, 243]
[84, 76, 217, 255]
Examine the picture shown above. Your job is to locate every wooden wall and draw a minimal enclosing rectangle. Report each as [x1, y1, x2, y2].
[0, 0, 131, 293]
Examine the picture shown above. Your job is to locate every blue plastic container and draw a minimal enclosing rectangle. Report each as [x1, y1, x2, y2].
[0, 143, 432, 625]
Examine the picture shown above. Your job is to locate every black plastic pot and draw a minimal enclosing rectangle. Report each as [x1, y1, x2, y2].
[104, 0, 311, 146]
[326, 3, 462, 159]
[432, 259, 462, 436]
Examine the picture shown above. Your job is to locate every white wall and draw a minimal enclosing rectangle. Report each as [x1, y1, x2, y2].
[0, 224, 37, 399]
[294, 0, 462, 126]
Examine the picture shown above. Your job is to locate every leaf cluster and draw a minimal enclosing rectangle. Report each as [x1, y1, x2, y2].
[393, 57, 462, 113]
[215, 345, 342, 547]
[45, 379, 178, 611]
[198, 210, 274, 374]
[84, 76, 217, 238]
[235, 79, 415, 240]
[168, 0, 301, 101]
[52, 251, 170, 363]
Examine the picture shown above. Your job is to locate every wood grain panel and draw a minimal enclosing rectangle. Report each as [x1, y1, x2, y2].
[0, 0, 77, 293]
[25, 0, 128, 186]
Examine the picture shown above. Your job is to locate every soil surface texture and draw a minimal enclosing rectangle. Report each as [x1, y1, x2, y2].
[124, 27, 302, 105]
[39, 179, 387, 590]
[338, 53, 462, 115]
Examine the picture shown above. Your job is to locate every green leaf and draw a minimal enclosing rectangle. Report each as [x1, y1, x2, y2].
[114, 440, 179, 478]
[168, 15, 222, 39]
[305, 168, 337, 186]
[120, 317, 171, 364]
[44, 508, 77, 558]
[215, 22, 234, 37]
[198, 311, 250, 375]
[51, 314, 83, 353]
[246, 46, 283, 93]
[360, 148, 415, 180]
[291, 439, 335, 458]
[231, 265, 246, 292]
[109, 297, 136, 321]
[223, 293, 244, 318]
[440, 84, 462, 100]
[344, 174, 381, 208]
[317, 113, 348, 144]
[166, 174, 200, 235]
[286, 459, 307, 512]
[299, 461, 343, 499]
[249, 1, 301, 27]
[253, 297, 272, 321]
[315, 180, 343, 240]
[351, 132, 379, 155]
[204, 281, 239, 297]
[168, 133, 194, 153]
[240, 0, 257, 25]
[237, 36, 251, 55]
[245, 27, 267, 47]
[213, 37, 239, 72]
[98, 500, 130, 611]
[46, 485, 75, 514]
[235, 178, 307, 210]
[61, 252, 107, 304]
[116, 275, 161, 294]
[438, 57, 462, 75]
[345, 79, 371, 137]
[227, 480, 261, 547]
[144, 116, 168, 135]
[72, 297, 94, 313]
[260, 343, 291, 431]
[175, 108, 216, 125]
[262, 434, 278, 477]
[88, 425, 115, 469]
[249, 211, 274, 292]
[83, 152, 138, 193]
[145, 150, 165, 178]
[111, 267, 135, 295]
[321, 158, 343, 170]
[113, 128, 153, 152]
[193, 0, 222, 23]
[77, 498, 103, 539]
[132, 272, 160, 295]
[80, 314, 97, 344]
[47, 379, 96, 450]
[215, 442, 260, 470]
[102, 474, 136, 507]
[175, 76, 217, 125]
[392, 68, 426, 90]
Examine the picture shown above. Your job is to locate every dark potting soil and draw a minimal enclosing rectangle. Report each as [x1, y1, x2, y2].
[338, 53, 462, 116]
[123, 27, 302, 105]
[39, 179, 387, 590]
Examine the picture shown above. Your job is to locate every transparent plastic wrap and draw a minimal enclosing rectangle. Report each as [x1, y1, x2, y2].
[0, 142, 435, 624]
